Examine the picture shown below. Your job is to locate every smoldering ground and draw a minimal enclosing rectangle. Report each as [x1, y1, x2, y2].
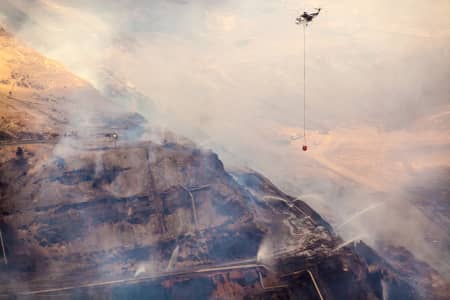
[1, 0, 449, 280]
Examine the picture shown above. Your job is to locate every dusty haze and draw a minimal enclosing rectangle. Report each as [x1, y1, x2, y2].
[1, 0, 450, 277]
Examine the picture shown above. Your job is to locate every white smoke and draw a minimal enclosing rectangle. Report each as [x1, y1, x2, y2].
[1, 0, 449, 279]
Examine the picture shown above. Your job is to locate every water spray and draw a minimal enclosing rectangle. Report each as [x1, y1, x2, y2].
[336, 202, 384, 231]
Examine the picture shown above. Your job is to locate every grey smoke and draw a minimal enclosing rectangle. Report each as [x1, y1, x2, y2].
[1, 0, 449, 278]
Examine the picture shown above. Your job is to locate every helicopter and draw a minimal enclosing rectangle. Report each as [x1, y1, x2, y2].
[294, 7, 322, 151]
[295, 8, 321, 25]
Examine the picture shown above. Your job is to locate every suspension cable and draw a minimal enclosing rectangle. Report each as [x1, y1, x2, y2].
[303, 23, 307, 145]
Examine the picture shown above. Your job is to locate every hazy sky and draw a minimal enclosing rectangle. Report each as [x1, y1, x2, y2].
[1, 0, 450, 276]
[2, 0, 449, 130]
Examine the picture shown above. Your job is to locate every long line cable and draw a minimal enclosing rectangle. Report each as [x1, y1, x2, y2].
[303, 23, 307, 145]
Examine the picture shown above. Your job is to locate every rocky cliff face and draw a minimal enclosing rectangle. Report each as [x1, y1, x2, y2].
[0, 27, 447, 299]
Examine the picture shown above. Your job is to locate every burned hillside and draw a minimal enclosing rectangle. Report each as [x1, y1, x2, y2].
[0, 26, 448, 299]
